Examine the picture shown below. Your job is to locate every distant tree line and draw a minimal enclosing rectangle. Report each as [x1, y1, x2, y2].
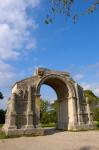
[0, 109, 6, 124]
[40, 90, 99, 127]
[0, 92, 5, 124]
[40, 99, 57, 124]
[84, 90, 99, 127]
[0, 92, 3, 99]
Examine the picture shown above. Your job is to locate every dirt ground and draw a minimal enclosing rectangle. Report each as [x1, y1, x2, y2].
[0, 130, 99, 150]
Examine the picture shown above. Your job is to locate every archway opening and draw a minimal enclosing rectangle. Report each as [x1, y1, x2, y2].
[38, 76, 69, 129]
[40, 85, 57, 127]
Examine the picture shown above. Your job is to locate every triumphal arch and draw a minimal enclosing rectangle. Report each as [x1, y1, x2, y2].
[3, 68, 94, 136]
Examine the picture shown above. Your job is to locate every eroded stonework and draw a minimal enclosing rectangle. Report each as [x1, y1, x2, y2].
[3, 68, 95, 136]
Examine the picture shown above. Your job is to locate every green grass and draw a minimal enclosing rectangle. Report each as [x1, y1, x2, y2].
[0, 124, 7, 139]
[96, 121, 99, 130]
[0, 124, 3, 128]
[0, 131, 7, 139]
[41, 122, 56, 128]
[96, 121, 99, 127]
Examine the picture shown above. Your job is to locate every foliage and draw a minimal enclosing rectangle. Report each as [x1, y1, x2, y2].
[45, 0, 99, 24]
[40, 99, 50, 124]
[96, 121, 99, 128]
[93, 107, 99, 122]
[40, 99, 49, 119]
[40, 99, 49, 114]
[41, 111, 50, 124]
[49, 110, 57, 123]
[84, 90, 99, 105]
[0, 92, 4, 99]
[40, 99, 57, 124]
[0, 109, 6, 124]
[84, 90, 99, 126]
[51, 100, 58, 111]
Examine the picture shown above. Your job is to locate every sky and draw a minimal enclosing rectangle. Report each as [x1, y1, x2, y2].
[0, 0, 99, 109]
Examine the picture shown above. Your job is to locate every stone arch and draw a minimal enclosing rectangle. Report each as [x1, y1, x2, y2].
[33, 74, 78, 129]
[36, 74, 76, 98]
[2, 68, 95, 136]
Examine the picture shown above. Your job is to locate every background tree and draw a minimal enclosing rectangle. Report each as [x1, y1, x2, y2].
[84, 90, 99, 127]
[45, 0, 99, 24]
[0, 92, 3, 100]
[40, 99, 58, 124]
[49, 100, 58, 123]
[0, 92, 5, 125]
[93, 107, 99, 122]
[84, 90, 99, 106]
[40, 99, 50, 124]
[0, 109, 6, 124]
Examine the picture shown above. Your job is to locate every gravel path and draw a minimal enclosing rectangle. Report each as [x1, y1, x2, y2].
[0, 131, 99, 150]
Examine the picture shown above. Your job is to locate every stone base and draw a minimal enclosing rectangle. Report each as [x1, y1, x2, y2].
[68, 123, 95, 131]
[2, 123, 96, 137]
[2, 128, 44, 137]
[56, 122, 68, 130]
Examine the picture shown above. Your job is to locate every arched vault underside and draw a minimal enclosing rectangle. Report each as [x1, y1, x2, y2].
[3, 68, 95, 136]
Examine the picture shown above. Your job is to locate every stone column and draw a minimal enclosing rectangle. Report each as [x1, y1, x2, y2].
[68, 96, 78, 130]
[34, 94, 41, 128]
[26, 86, 34, 129]
[75, 83, 84, 125]
[86, 97, 93, 126]
[57, 98, 68, 130]
[4, 93, 17, 130]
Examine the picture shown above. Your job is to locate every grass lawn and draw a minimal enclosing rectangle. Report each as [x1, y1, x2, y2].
[0, 124, 7, 139]
[0, 124, 3, 128]
[41, 122, 56, 128]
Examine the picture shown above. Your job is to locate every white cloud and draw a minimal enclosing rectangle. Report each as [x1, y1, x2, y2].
[0, 0, 40, 60]
[0, 0, 40, 109]
[0, 60, 16, 87]
[94, 88, 99, 96]
[89, 62, 99, 68]
[0, 72, 15, 85]
[81, 82, 99, 97]
[0, 60, 12, 71]
[81, 82, 91, 90]
[74, 74, 84, 81]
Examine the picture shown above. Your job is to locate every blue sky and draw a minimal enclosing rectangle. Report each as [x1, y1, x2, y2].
[0, 0, 99, 109]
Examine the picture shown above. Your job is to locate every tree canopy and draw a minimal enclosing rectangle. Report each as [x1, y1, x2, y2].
[0, 109, 6, 124]
[84, 90, 99, 124]
[45, 0, 99, 24]
[0, 92, 3, 100]
[84, 90, 99, 105]
[40, 99, 57, 124]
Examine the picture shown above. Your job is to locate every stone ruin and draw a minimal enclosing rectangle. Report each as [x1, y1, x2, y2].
[2, 68, 95, 136]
